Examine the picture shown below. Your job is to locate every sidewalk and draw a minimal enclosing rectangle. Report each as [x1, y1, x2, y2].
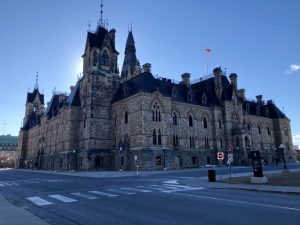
[180, 168, 300, 195]
[0, 194, 49, 225]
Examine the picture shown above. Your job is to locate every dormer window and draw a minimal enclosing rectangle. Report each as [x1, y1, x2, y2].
[202, 93, 207, 105]
[123, 86, 129, 96]
[187, 89, 193, 102]
[172, 86, 177, 98]
[265, 108, 269, 117]
[256, 106, 260, 115]
[245, 103, 249, 112]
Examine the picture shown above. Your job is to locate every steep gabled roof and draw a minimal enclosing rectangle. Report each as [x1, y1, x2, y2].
[26, 89, 44, 104]
[84, 27, 118, 54]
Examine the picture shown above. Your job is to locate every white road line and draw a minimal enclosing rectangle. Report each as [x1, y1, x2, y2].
[89, 191, 118, 197]
[71, 192, 98, 200]
[49, 194, 77, 203]
[162, 180, 179, 184]
[0, 184, 5, 186]
[162, 184, 195, 189]
[174, 193, 300, 211]
[148, 185, 172, 191]
[163, 187, 204, 193]
[106, 189, 135, 195]
[121, 187, 152, 193]
[27, 197, 53, 206]
[1, 182, 12, 186]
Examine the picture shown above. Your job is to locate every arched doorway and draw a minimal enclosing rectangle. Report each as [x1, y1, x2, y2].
[95, 156, 104, 169]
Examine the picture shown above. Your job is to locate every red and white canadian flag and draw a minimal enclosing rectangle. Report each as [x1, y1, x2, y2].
[205, 48, 212, 52]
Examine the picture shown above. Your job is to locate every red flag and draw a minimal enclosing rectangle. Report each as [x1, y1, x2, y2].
[206, 48, 212, 52]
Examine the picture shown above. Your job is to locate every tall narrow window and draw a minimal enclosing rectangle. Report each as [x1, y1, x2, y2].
[203, 117, 208, 129]
[218, 119, 222, 129]
[172, 112, 177, 125]
[92, 51, 97, 66]
[267, 127, 271, 135]
[125, 111, 128, 124]
[152, 102, 161, 122]
[258, 125, 261, 134]
[220, 138, 223, 148]
[158, 129, 162, 145]
[100, 50, 109, 66]
[189, 115, 193, 127]
[153, 129, 157, 145]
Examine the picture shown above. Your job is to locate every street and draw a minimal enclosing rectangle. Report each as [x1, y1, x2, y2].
[0, 165, 300, 225]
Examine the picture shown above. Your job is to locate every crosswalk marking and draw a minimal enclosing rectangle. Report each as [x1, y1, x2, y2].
[162, 187, 204, 193]
[71, 192, 98, 200]
[27, 196, 53, 206]
[106, 189, 135, 195]
[89, 191, 118, 197]
[121, 187, 152, 193]
[148, 185, 171, 191]
[49, 194, 77, 203]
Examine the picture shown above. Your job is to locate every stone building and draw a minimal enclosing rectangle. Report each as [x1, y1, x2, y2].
[0, 135, 18, 168]
[17, 17, 294, 171]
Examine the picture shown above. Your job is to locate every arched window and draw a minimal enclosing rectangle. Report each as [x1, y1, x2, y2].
[158, 129, 162, 145]
[172, 112, 177, 125]
[173, 134, 179, 147]
[152, 102, 161, 122]
[153, 129, 157, 145]
[267, 127, 271, 135]
[232, 115, 238, 128]
[245, 136, 250, 151]
[258, 125, 261, 134]
[114, 116, 117, 126]
[218, 119, 222, 129]
[203, 117, 208, 128]
[236, 137, 240, 148]
[190, 136, 195, 148]
[155, 156, 162, 166]
[100, 50, 109, 66]
[220, 138, 223, 148]
[125, 111, 128, 124]
[92, 51, 97, 66]
[205, 137, 209, 148]
[189, 115, 193, 127]
[247, 123, 251, 131]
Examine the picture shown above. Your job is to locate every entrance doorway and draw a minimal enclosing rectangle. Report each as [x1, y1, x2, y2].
[95, 156, 104, 169]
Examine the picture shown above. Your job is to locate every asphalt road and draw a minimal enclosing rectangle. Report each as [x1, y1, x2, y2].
[0, 165, 300, 225]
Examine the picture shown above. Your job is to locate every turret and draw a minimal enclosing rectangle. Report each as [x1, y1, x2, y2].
[213, 67, 223, 101]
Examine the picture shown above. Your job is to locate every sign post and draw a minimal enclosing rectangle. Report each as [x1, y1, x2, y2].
[227, 145, 233, 183]
[134, 155, 139, 175]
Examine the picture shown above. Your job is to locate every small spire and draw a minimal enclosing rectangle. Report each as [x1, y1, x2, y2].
[88, 20, 91, 31]
[34, 72, 39, 90]
[99, 0, 104, 27]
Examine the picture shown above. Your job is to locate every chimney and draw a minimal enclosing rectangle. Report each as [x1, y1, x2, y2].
[181, 73, 191, 87]
[267, 100, 273, 105]
[256, 95, 263, 104]
[109, 28, 116, 47]
[229, 73, 238, 90]
[142, 63, 151, 73]
[237, 89, 245, 100]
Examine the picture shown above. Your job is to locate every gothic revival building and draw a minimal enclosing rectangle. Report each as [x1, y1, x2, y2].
[17, 17, 294, 171]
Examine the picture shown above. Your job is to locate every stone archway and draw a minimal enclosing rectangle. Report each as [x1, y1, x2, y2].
[95, 156, 104, 169]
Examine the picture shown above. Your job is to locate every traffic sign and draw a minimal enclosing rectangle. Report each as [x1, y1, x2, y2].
[228, 153, 233, 161]
[227, 145, 233, 153]
[217, 152, 224, 160]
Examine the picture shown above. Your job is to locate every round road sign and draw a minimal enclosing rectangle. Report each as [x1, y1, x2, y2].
[217, 152, 224, 160]
[227, 145, 233, 153]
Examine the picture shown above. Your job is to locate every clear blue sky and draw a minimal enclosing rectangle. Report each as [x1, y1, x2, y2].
[0, 0, 299, 146]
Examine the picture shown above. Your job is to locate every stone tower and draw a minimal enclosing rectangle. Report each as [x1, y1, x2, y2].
[80, 23, 120, 169]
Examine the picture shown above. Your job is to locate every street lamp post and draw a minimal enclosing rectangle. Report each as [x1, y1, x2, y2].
[119, 146, 123, 171]
[279, 144, 288, 170]
[210, 146, 213, 166]
[134, 155, 139, 175]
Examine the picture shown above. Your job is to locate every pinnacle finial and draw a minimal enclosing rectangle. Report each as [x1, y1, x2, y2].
[34, 71, 39, 90]
[99, 0, 104, 27]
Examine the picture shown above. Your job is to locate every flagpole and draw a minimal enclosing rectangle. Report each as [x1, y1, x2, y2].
[205, 51, 208, 76]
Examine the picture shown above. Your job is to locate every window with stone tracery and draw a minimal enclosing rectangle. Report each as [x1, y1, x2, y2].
[152, 102, 161, 122]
